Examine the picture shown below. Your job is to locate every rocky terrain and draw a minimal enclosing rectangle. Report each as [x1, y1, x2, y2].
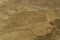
[0, 0, 60, 40]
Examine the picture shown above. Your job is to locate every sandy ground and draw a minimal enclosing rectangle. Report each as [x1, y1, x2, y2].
[0, 0, 60, 40]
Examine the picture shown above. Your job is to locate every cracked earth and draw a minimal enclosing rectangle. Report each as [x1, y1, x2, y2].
[0, 0, 60, 40]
